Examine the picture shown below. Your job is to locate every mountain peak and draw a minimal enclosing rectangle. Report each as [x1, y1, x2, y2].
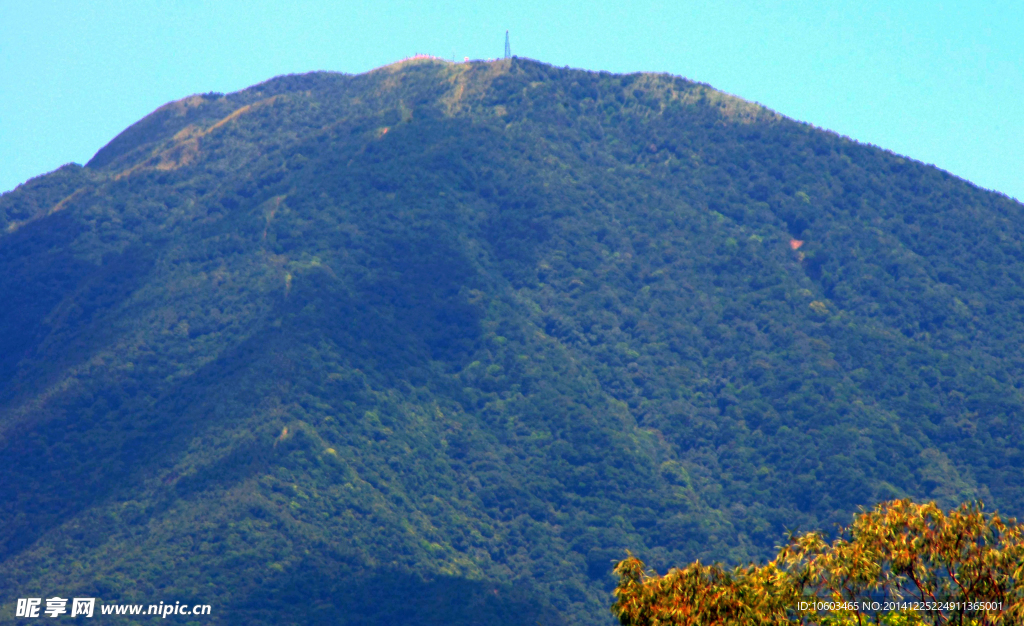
[2, 59, 1022, 625]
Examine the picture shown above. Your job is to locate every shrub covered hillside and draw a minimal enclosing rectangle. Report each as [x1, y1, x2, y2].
[1, 57, 1023, 625]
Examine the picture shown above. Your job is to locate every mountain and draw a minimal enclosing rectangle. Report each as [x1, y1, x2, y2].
[2, 57, 1023, 625]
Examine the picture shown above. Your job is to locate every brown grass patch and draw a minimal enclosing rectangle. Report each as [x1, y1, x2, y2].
[49, 188, 87, 215]
[627, 73, 780, 124]
[5, 187, 90, 234]
[115, 95, 285, 180]
[262, 195, 286, 241]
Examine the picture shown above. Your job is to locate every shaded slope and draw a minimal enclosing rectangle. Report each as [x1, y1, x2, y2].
[1, 58, 1023, 625]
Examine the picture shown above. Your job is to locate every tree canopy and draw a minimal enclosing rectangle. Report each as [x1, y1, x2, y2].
[613, 500, 1024, 625]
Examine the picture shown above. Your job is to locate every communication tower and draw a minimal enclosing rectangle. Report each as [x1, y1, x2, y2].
[504, 31, 511, 59]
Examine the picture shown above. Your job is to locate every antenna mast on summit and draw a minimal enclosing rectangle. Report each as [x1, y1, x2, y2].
[504, 31, 511, 59]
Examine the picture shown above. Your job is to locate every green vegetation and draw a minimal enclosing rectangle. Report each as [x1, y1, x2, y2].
[1, 57, 1023, 624]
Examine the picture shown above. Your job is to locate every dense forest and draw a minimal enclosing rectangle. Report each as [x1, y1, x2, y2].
[1, 57, 1023, 625]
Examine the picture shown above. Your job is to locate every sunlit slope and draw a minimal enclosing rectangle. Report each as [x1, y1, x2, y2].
[1, 58, 1022, 625]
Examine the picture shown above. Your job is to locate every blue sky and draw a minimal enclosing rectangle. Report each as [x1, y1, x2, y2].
[2, 1, 1022, 200]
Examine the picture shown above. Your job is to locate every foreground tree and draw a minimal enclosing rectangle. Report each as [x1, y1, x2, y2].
[612, 500, 1024, 625]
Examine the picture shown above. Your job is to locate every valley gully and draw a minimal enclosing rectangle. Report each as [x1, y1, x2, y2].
[15, 597, 212, 618]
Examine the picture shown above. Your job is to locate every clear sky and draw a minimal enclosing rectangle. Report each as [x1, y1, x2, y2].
[2, 1, 1022, 200]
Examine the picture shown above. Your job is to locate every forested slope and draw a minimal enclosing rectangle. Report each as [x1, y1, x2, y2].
[1, 57, 1022, 625]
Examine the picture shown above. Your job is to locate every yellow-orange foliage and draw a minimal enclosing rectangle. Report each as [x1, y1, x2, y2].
[613, 500, 1024, 626]
[613, 557, 797, 625]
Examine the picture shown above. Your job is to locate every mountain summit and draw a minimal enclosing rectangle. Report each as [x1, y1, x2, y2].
[2, 58, 1023, 624]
